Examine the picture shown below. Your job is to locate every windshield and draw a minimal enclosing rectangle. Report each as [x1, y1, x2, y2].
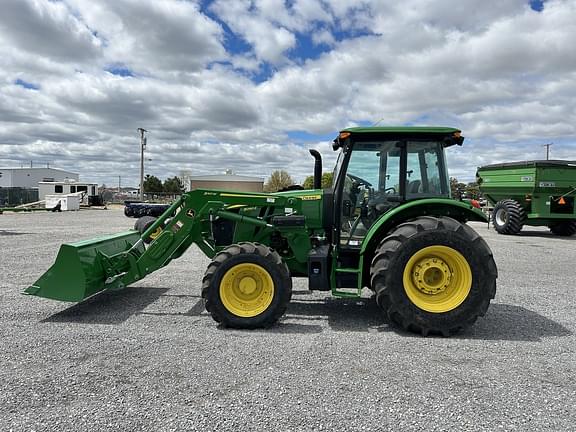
[338, 139, 449, 247]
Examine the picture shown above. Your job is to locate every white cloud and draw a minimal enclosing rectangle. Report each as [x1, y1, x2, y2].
[66, 0, 226, 75]
[0, 0, 575, 188]
[0, 0, 102, 62]
[210, 0, 297, 65]
[311, 29, 336, 47]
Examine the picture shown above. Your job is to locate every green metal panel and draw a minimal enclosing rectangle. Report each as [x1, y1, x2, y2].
[229, 190, 323, 276]
[478, 161, 576, 221]
[275, 188, 324, 229]
[476, 166, 537, 206]
[359, 198, 487, 256]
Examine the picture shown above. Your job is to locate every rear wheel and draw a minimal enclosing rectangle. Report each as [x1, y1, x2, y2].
[492, 199, 525, 234]
[134, 216, 162, 243]
[549, 220, 576, 236]
[370, 216, 497, 336]
[202, 242, 292, 328]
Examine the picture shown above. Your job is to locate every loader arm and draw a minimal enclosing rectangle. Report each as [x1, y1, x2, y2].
[25, 189, 313, 302]
[121, 191, 295, 285]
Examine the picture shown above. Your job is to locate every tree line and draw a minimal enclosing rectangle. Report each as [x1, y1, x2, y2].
[263, 170, 333, 191]
[141, 171, 479, 198]
[143, 175, 185, 193]
[450, 177, 480, 199]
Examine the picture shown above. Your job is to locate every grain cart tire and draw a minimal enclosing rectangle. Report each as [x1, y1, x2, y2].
[492, 199, 525, 235]
[134, 216, 162, 243]
[202, 242, 292, 328]
[370, 216, 497, 336]
[549, 220, 576, 236]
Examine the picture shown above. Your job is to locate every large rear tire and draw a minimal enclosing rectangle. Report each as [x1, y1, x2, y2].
[549, 220, 576, 236]
[370, 216, 497, 336]
[492, 199, 525, 234]
[134, 216, 162, 243]
[202, 242, 292, 328]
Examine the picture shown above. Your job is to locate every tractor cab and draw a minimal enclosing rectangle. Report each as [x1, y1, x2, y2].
[331, 127, 461, 247]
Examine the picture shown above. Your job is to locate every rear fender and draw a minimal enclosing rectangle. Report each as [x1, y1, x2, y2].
[359, 199, 488, 287]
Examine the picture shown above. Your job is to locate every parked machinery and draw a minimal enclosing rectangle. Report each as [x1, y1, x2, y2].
[477, 160, 576, 236]
[124, 201, 171, 218]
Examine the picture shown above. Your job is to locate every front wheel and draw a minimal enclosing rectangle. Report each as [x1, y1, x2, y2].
[202, 242, 292, 328]
[492, 199, 525, 234]
[134, 216, 162, 243]
[370, 216, 497, 336]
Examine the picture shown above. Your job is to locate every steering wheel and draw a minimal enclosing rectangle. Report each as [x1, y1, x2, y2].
[384, 187, 396, 194]
[347, 173, 372, 188]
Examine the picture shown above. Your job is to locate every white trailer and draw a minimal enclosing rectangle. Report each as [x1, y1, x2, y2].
[38, 180, 99, 206]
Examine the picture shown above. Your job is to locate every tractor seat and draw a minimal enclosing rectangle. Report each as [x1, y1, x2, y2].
[407, 180, 422, 194]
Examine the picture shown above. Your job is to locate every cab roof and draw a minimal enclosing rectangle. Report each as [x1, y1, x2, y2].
[334, 126, 464, 149]
[341, 126, 461, 134]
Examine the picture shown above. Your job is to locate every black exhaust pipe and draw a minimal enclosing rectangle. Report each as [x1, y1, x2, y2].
[309, 149, 322, 189]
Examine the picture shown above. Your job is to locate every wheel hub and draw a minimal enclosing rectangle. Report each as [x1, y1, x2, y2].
[412, 257, 451, 295]
[495, 208, 508, 226]
[402, 245, 472, 313]
[238, 276, 257, 295]
[219, 263, 275, 317]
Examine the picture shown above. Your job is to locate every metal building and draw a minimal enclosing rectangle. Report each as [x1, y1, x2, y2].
[190, 174, 264, 192]
[0, 168, 79, 188]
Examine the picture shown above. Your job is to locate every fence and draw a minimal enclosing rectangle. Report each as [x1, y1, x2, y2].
[0, 188, 39, 207]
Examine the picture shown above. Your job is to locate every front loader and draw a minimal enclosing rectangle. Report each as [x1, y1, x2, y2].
[26, 127, 497, 336]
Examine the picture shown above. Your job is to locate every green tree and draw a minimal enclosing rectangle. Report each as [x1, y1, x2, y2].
[163, 176, 185, 194]
[465, 182, 480, 199]
[264, 170, 294, 192]
[303, 172, 334, 189]
[449, 177, 466, 199]
[143, 174, 163, 193]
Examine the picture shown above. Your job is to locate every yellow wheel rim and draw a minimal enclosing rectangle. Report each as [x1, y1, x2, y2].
[402, 245, 472, 313]
[149, 227, 162, 240]
[219, 263, 275, 318]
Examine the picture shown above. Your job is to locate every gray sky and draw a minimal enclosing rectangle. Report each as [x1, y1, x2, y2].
[0, 0, 574, 186]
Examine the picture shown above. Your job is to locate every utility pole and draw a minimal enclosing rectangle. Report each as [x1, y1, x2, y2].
[138, 128, 148, 201]
[543, 143, 553, 160]
[118, 175, 121, 193]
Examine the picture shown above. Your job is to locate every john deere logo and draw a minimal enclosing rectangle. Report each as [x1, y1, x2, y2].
[186, 209, 195, 218]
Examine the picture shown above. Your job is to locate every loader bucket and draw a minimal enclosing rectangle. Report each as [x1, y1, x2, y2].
[24, 231, 144, 302]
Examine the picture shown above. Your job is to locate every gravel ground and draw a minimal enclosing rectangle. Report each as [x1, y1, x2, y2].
[1, 209, 575, 431]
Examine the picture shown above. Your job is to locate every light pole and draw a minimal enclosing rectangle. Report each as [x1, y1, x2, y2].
[138, 128, 148, 201]
[543, 143, 552, 160]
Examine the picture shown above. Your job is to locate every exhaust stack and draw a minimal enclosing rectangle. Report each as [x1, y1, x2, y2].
[309, 149, 322, 189]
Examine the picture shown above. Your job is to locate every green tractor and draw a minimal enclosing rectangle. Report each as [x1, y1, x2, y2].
[26, 127, 497, 336]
